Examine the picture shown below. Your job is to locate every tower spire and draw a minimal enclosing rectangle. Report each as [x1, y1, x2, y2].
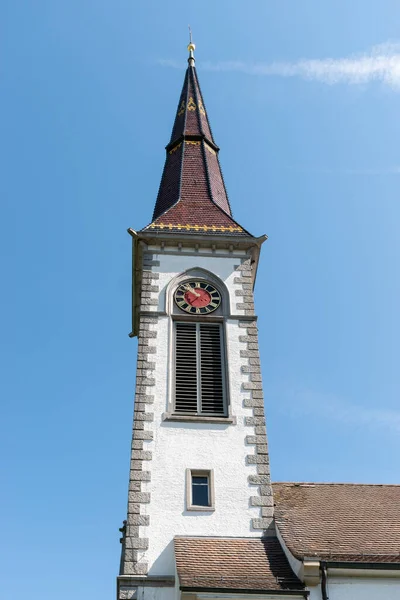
[141, 43, 252, 237]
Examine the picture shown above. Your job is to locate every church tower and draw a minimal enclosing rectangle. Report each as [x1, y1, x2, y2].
[118, 42, 274, 600]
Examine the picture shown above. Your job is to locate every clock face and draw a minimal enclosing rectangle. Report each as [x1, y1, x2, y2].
[174, 281, 222, 314]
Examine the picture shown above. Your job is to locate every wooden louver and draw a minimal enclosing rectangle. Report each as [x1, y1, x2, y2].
[175, 322, 225, 415]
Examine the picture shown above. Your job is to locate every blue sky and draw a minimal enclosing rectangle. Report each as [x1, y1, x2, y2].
[2, 1, 400, 599]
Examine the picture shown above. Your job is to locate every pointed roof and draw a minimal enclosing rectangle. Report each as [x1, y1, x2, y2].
[142, 44, 252, 237]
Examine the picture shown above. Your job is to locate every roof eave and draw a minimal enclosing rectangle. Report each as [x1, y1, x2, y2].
[276, 523, 400, 585]
[322, 560, 400, 573]
[127, 229, 142, 338]
[166, 133, 220, 154]
[133, 227, 267, 248]
[180, 586, 308, 597]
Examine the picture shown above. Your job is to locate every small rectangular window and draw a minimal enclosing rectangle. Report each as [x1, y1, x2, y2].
[175, 322, 226, 415]
[192, 475, 209, 506]
[186, 469, 215, 511]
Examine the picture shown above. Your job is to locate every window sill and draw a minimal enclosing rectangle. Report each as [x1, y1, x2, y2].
[186, 505, 215, 512]
[162, 412, 236, 425]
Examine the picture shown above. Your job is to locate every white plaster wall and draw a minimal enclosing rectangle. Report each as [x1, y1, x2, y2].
[138, 587, 176, 600]
[147, 249, 248, 316]
[138, 248, 261, 575]
[309, 578, 400, 600]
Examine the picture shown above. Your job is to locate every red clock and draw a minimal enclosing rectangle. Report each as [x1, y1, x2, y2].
[174, 281, 221, 314]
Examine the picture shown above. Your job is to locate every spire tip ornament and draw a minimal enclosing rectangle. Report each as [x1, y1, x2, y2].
[187, 25, 195, 65]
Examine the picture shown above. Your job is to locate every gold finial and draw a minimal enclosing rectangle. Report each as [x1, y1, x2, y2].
[187, 25, 195, 64]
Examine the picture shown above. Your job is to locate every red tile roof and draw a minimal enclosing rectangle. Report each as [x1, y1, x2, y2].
[174, 536, 305, 592]
[273, 482, 400, 563]
[143, 59, 251, 237]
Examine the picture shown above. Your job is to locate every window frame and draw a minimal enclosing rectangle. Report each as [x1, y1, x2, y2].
[185, 468, 215, 512]
[173, 320, 228, 417]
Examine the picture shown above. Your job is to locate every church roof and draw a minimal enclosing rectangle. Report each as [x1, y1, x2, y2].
[142, 45, 252, 237]
[273, 482, 400, 564]
[174, 536, 305, 593]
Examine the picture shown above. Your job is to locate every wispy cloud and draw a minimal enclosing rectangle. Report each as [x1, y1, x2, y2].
[276, 387, 400, 435]
[159, 42, 400, 89]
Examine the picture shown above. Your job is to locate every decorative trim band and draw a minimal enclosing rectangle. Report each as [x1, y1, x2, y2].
[146, 223, 244, 233]
[168, 142, 182, 154]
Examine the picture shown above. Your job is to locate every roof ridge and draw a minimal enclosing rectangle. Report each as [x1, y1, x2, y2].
[273, 481, 400, 487]
[174, 535, 270, 540]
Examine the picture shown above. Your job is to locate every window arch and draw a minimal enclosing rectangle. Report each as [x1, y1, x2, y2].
[165, 268, 230, 418]
[165, 267, 230, 317]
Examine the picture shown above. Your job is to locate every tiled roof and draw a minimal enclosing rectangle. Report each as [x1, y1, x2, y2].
[169, 64, 215, 148]
[143, 58, 252, 237]
[273, 482, 400, 563]
[174, 536, 305, 592]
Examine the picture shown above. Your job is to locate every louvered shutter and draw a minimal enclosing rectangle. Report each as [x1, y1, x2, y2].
[174, 322, 225, 415]
[199, 324, 224, 414]
[175, 322, 198, 412]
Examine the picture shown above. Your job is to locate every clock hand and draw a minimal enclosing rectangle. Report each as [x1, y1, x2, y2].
[185, 285, 200, 297]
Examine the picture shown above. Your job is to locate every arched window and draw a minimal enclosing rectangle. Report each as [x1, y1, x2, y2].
[165, 270, 230, 419]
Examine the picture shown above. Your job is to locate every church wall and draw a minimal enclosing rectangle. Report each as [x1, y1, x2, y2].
[308, 577, 400, 600]
[120, 243, 273, 581]
[142, 317, 261, 574]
